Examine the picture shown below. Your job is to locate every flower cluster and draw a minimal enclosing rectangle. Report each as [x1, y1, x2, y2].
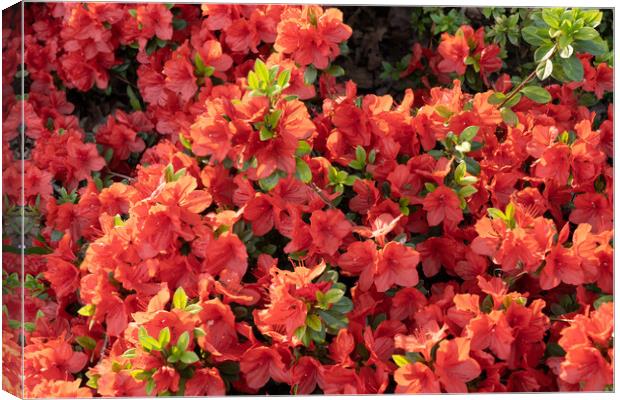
[1, 3, 614, 397]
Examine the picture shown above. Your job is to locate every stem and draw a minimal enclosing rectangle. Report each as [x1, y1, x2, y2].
[498, 68, 538, 108]
[308, 182, 335, 209]
[550, 317, 574, 323]
[112, 72, 139, 90]
[105, 169, 135, 182]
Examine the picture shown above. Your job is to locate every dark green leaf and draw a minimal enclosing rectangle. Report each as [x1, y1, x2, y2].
[572, 39, 607, 56]
[593, 295, 613, 309]
[557, 55, 584, 82]
[500, 108, 518, 126]
[460, 126, 479, 142]
[546, 342, 566, 357]
[76, 336, 97, 350]
[520, 86, 552, 104]
[304, 65, 317, 85]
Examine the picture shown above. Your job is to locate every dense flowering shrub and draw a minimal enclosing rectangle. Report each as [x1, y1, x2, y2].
[1, 3, 614, 397]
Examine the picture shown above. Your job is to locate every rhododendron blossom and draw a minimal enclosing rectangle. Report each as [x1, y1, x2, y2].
[1, 3, 614, 398]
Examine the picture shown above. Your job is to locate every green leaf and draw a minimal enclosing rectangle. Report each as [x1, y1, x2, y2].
[344, 175, 358, 186]
[330, 296, 353, 314]
[481, 294, 494, 313]
[572, 39, 607, 56]
[348, 160, 364, 170]
[546, 342, 566, 357]
[392, 354, 411, 367]
[487, 208, 506, 220]
[324, 288, 345, 304]
[522, 26, 549, 46]
[520, 86, 552, 104]
[295, 158, 312, 183]
[76, 336, 97, 350]
[454, 162, 466, 183]
[304, 65, 317, 85]
[501, 108, 518, 126]
[326, 64, 345, 77]
[295, 140, 312, 156]
[194, 53, 208, 76]
[460, 126, 479, 142]
[488, 92, 505, 105]
[368, 149, 377, 164]
[167, 351, 181, 364]
[146, 379, 155, 396]
[424, 182, 436, 193]
[158, 327, 171, 348]
[259, 171, 282, 192]
[25, 246, 53, 255]
[355, 145, 367, 163]
[172, 18, 187, 31]
[460, 176, 478, 185]
[126, 86, 142, 112]
[593, 295, 613, 309]
[541, 9, 560, 29]
[505, 202, 516, 223]
[558, 55, 584, 82]
[176, 331, 190, 352]
[318, 310, 348, 330]
[277, 69, 291, 88]
[78, 304, 95, 317]
[113, 214, 125, 227]
[253, 59, 269, 84]
[178, 133, 192, 150]
[536, 59, 553, 80]
[50, 230, 64, 242]
[103, 147, 114, 164]
[295, 325, 306, 341]
[267, 110, 282, 128]
[184, 304, 203, 314]
[180, 351, 199, 364]
[259, 126, 274, 141]
[306, 314, 322, 331]
[574, 27, 598, 41]
[459, 185, 478, 198]
[502, 92, 522, 108]
[205, 65, 215, 76]
[138, 327, 161, 351]
[173, 287, 188, 310]
[122, 348, 136, 359]
[534, 44, 556, 63]
[247, 71, 259, 90]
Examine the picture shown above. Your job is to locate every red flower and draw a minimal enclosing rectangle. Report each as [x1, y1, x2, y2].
[437, 29, 470, 75]
[374, 242, 420, 292]
[163, 43, 198, 103]
[275, 6, 352, 69]
[240, 346, 290, 389]
[560, 346, 613, 390]
[569, 193, 613, 233]
[434, 337, 481, 392]
[394, 362, 440, 393]
[423, 185, 463, 227]
[581, 56, 613, 99]
[309, 209, 352, 256]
